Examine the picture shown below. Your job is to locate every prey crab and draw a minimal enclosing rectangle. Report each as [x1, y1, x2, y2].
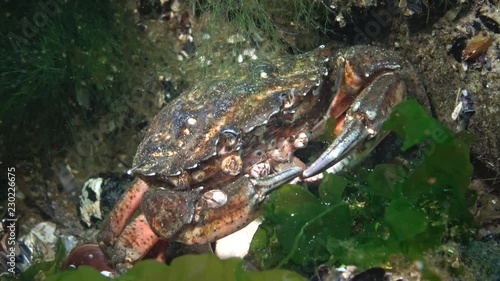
[78, 45, 428, 272]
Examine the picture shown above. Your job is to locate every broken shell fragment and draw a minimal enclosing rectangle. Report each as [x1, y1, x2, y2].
[452, 89, 475, 131]
[451, 101, 463, 121]
[79, 177, 104, 228]
[21, 222, 57, 263]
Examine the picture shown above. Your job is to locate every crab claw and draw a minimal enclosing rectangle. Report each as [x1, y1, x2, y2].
[303, 72, 406, 178]
[303, 117, 368, 178]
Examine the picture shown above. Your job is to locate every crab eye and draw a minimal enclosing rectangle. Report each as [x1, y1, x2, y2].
[280, 89, 298, 110]
[217, 128, 241, 155]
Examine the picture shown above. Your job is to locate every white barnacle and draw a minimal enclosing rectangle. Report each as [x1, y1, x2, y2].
[260, 72, 268, 79]
[249, 162, 270, 178]
[187, 117, 197, 125]
[221, 154, 242, 176]
[203, 189, 228, 208]
[293, 132, 309, 149]
[352, 101, 361, 112]
[192, 170, 206, 182]
[365, 110, 377, 121]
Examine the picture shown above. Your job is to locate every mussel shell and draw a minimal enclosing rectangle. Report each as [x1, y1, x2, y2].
[478, 14, 500, 34]
[449, 37, 468, 62]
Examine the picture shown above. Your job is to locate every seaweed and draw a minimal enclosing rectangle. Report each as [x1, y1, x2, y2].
[249, 100, 477, 277]
[184, 0, 336, 75]
[0, 0, 141, 158]
[4, 253, 306, 281]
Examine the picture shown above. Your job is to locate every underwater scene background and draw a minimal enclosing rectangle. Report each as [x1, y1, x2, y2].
[1, 0, 499, 280]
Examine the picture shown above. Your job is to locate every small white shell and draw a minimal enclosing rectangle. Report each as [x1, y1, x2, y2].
[451, 101, 463, 121]
[202, 189, 228, 209]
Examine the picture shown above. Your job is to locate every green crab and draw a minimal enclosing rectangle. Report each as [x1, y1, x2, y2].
[71, 45, 428, 273]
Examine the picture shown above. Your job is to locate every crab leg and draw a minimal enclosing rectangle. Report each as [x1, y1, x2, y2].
[111, 214, 160, 272]
[170, 164, 303, 245]
[104, 185, 200, 272]
[101, 164, 302, 272]
[303, 72, 406, 178]
[98, 178, 149, 253]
